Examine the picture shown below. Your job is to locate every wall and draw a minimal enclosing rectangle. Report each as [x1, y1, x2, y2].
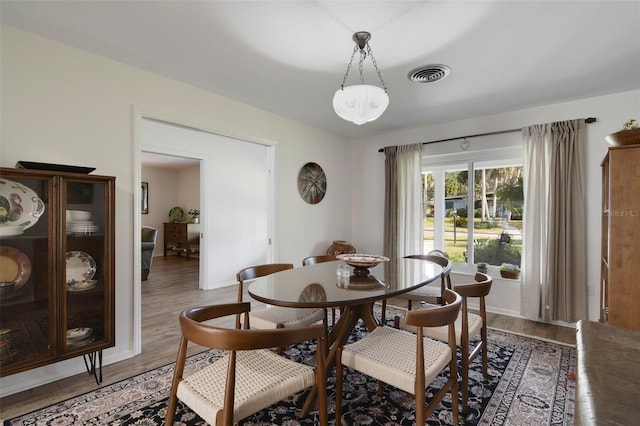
[350, 89, 640, 324]
[0, 25, 352, 396]
[141, 163, 200, 257]
[141, 165, 179, 246]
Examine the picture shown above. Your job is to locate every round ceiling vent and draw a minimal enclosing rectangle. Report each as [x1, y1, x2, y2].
[408, 64, 451, 83]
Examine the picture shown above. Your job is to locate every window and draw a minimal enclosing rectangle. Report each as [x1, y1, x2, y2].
[423, 147, 523, 268]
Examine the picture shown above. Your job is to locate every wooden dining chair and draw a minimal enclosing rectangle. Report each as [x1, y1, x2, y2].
[165, 302, 328, 426]
[396, 272, 493, 412]
[380, 251, 452, 325]
[302, 255, 338, 326]
[236, 263, 325, 330]
[335, 289, 462, 425]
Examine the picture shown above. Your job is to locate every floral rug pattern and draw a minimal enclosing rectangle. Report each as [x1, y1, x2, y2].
[6, 310, 575, 426]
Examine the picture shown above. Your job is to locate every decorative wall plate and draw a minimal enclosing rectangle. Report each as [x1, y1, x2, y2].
[297, 162, 326, 204]
[66, 251, 97, 284]
[0, 178, 45, 232]
[0, 246, 32, 290]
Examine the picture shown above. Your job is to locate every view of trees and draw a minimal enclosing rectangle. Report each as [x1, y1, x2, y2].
[423, 166, 524, 266]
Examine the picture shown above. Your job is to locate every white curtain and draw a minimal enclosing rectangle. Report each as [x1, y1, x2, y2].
[383, 144, 423, 260]
[522, 119, 588, 322]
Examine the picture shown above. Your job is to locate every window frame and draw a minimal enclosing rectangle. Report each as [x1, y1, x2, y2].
[422, 146, 523, 273]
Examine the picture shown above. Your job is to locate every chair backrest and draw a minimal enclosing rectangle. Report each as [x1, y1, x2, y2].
[427, 249, 448, 258]
[141, 226, 158, 243]
[453, 272, 492, 339]
[170, 302, 327, 425]
[302, 255, 337, 266]
[236, 263, 294, 302]
[179, 302, 325, 350]
[404, 288, 461, 328]
[404, 254, 453, 300]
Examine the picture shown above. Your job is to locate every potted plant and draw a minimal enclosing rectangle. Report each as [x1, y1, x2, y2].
[188, 209, 200, 224]
[605, 118, 640, 146]
[499, 263, 520, 279]
[476, 262, 488, 274]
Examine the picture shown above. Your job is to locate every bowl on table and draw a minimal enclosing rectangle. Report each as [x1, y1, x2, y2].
[336, 254, 390, 275]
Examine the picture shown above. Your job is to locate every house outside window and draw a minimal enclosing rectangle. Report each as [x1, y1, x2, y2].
[422, 146, 523, 270]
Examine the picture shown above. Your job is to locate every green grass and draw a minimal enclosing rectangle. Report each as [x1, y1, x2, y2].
[423, 217, 522, 263]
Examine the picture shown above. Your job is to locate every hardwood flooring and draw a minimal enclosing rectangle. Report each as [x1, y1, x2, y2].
[0, 256, 576, 420]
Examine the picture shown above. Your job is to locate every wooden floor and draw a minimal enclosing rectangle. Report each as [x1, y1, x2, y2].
[0, 256, 576, 420]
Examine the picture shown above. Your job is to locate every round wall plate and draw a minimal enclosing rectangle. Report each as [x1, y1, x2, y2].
[297, 162, 326, 204]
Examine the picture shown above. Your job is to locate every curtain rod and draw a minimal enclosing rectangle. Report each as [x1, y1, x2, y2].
[377, 117, 597, 152]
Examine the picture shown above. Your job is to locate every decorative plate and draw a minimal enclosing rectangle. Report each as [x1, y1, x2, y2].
[66, 279, 98, 292]
[297, 162, 326, 204]
[66, 251, 97, 284]
[0, 246, 32, 290]
[66, 327, 93, 341]
[336, 254, 390, 269]
[168, 206, 184, 222]
[0, 178, 46, 232]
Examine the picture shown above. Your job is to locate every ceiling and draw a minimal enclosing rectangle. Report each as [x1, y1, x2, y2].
[2, 1, 639, 140]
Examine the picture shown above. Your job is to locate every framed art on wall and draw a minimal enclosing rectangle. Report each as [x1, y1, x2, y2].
[141, 182, 149, 214]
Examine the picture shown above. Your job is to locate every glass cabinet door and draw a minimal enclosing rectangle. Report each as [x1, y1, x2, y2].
[0, 173, 56, 373]
[61, 177, 114, 358]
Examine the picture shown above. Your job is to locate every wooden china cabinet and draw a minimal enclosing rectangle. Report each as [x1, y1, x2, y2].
[600, 133, 640, 331]
[0, 167, 115, 382]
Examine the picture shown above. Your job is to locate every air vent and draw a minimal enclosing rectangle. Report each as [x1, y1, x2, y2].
[408, 64, 451, 83]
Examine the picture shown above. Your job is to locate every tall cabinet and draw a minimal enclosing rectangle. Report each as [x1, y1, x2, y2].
[600, 136, 640, 331]
[0, 167, 115, 380]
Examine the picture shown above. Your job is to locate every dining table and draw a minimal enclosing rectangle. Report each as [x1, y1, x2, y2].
[248, 256, 443, 416]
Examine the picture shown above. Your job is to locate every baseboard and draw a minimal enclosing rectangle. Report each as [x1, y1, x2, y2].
[0, 348, 135, 398]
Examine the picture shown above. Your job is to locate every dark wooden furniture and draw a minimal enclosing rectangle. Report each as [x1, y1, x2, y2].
[336, 289, 462, 425]
[382, 251, 453, 324]
[0, 167, 115, 382]
[247, 258, 442, 416]
[600, 137, 640, 330]
[398, 272, 493, 412]
[575, 320, 640, 425]
[237, 263, 325, 353]
[165, 302, 328, 426]
[163, 222, 199, 260]
[302, 255, 338, 326]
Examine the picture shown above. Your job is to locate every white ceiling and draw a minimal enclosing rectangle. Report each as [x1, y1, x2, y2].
[2, 1, 639, 140]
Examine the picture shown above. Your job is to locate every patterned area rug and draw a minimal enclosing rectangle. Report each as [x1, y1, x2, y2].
[6, 310, 576, 425]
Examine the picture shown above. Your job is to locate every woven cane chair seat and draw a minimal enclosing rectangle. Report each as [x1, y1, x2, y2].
[340, 326, 452, 394]
[250, 306, 325, 329]
[177, 349, 315, 425]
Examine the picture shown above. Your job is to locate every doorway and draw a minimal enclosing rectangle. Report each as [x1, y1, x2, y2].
[134, 114, 274, 355]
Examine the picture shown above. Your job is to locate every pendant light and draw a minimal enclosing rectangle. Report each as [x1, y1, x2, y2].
[333, 31, 389, 125]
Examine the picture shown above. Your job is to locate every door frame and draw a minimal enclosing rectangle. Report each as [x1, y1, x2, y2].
[132, 107, 276, 355]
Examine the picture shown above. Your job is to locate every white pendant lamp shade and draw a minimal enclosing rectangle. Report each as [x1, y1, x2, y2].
[333, 31, 388, 125]
[333, 85, 389, 125]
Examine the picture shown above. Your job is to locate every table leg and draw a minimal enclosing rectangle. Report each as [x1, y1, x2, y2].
[301, 302, 377, 417]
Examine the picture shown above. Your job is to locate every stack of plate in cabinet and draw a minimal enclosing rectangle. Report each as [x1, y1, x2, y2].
[66, 210, 99, 235]
[66, 327, 94, 348]
[0, 225, 24, 236]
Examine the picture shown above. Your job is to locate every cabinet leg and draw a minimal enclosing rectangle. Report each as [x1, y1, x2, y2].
[83, 350, 103, 385]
